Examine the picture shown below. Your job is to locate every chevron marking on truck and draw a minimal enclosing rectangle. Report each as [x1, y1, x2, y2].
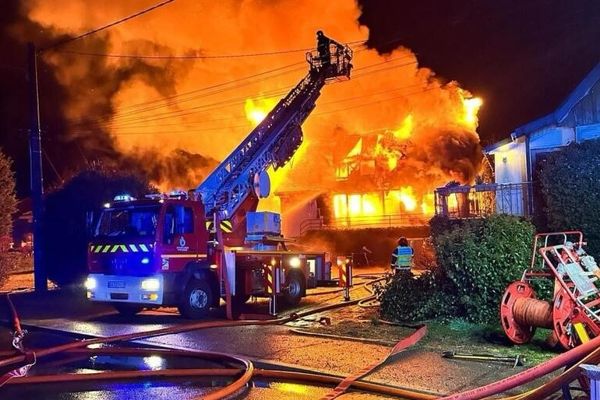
[266, 266, 274, 294]
[220, 220, 233, 233]
[92, 244, 151, 253]
[205, 220, 232, 233]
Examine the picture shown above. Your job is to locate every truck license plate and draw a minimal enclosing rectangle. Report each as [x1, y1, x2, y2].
[108, 281, 125, 289]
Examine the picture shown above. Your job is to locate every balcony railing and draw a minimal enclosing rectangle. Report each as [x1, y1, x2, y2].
[434, 182, 533, 219]
[298, 213, 430, 235]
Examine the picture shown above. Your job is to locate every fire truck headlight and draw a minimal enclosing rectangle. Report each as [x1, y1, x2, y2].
[289, 257, 301, 268]
[141, 278, 160, 291]
[84, 277, 97, 290]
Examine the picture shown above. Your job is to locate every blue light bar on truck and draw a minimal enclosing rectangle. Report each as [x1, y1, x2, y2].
[113, 194, 136, 202]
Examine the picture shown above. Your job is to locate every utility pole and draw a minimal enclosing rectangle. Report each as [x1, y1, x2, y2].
[27, 42, 47, 292]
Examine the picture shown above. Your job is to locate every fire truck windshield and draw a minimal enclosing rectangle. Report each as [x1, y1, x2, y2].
[94, 205, 160, 239]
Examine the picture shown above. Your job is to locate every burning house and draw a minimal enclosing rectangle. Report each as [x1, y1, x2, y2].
[273, 93, 484, 237]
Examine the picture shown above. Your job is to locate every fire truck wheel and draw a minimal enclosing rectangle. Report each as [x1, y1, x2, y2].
[113, 304, 143, 317]
[179, 279, 213, 319]
[282, 272, 305, 306]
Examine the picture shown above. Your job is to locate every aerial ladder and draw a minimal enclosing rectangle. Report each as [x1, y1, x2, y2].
[197, 35, 353, 318]
[197, 36, 352, 243]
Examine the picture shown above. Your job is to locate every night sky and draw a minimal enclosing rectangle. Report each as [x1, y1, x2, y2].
[1, 1, 599, 195]
[358, 0, 600, 145]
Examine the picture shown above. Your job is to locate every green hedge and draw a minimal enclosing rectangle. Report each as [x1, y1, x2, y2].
[537, 139, 600, 257]
[379, 214, 534, 324]
[377, 270, 458, 322]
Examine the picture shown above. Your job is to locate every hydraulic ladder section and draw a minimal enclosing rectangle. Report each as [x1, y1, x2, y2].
[197, 38, 352, 219]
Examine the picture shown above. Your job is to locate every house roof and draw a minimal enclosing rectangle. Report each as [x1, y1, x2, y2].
[485, 61, 600, 153]
[484, 137, 513, 153]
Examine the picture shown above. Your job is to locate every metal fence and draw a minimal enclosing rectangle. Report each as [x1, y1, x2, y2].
[434, 182, 533, 219]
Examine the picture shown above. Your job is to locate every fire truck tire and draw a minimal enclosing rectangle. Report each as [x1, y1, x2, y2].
[282, 272, 305, 306]
[179, 279, 214, 319]
[113, 304, 143, 317]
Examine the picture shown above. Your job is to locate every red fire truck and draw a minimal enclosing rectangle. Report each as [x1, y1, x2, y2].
[85, 35, 353, 318]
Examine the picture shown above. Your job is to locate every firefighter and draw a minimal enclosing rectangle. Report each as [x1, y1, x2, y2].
[391, 237, 414, 274]
[316, 30, 332, 67]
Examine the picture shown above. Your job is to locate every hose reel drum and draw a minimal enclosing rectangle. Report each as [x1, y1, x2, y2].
[500, 232, 600, 350]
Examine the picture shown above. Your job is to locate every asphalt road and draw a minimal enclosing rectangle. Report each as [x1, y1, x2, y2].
[0, 273, 407, 399]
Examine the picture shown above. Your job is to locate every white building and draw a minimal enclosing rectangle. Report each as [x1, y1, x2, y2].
[488, 62, 600, 181]
[434, 62, 600, 219]
[484, 62, 600, 215]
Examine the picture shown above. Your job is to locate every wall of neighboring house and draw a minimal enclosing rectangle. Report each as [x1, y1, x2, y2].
[490, 140, 526, 215]
[528, 126, 576, 171]
[492, 140, 527, 184]
[576, 123, 600, 142]
[563, 79, 600, 127]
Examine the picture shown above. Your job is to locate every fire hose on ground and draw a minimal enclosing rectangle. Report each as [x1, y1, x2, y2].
[0, 277, 414, 399]
[2, 274, 600, 399]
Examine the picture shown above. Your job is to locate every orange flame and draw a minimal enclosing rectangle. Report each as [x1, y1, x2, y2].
[394, 187, 417, 211]
[460, 94, 483, 129]
[331, 185, 435, 224]
[244, 98, 277, 126]
[392, 114, 413, 140]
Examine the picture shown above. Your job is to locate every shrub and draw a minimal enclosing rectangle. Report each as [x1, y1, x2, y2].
[42, 169, 154, 286]
[0, 252, 32, 287]
[435, 215, 534, 323]
[0, 150, 17, 239]
[379, 215, 535, 324]
[378, 271, 459, 322]
[428, 214, 462, 245]
[537, 139, 600, 256]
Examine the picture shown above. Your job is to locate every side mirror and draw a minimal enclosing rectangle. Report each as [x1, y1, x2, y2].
[85, 211, 95, 236]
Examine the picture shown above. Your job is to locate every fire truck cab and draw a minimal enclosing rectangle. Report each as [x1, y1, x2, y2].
[87, 194, 211, 316]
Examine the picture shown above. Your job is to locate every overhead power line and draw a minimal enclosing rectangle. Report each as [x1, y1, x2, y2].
[53, 39, 366, 60]
[67, 56, 418, 133]
[83, 83, 441, 137]
[42, 0, 176, 52]
[108, 55, 411, 119]
[69, 56, 416, 131]
[104, 87, 436, 137]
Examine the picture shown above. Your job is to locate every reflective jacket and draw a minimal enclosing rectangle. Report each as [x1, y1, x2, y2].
[391, 245, 414, 269]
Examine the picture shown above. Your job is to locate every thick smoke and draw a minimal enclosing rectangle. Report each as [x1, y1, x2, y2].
[5, 0, 483, 200]
[1, 0, 214, 192]
[122, 148, 218, 191]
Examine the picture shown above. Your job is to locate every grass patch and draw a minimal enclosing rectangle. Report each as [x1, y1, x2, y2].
[300, 317, 558, 366]
[421, 319, 558, 365]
